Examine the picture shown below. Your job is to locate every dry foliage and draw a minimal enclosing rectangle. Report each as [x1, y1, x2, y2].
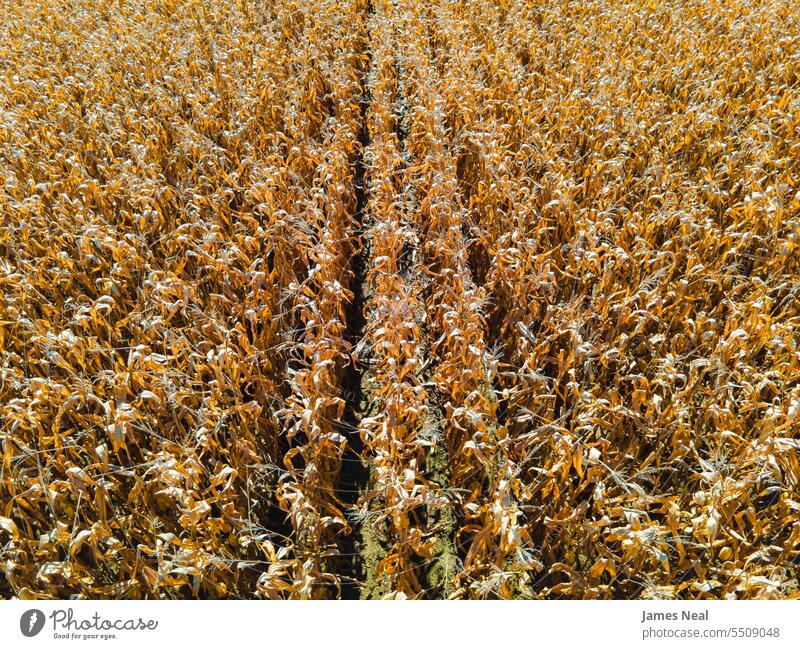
[1, 0, 798, 599]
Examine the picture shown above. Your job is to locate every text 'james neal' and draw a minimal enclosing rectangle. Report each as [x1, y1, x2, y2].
[641, 610, 709, 623]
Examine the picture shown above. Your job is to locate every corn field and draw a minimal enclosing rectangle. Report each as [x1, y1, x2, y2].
[0, 0, 799, 600]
